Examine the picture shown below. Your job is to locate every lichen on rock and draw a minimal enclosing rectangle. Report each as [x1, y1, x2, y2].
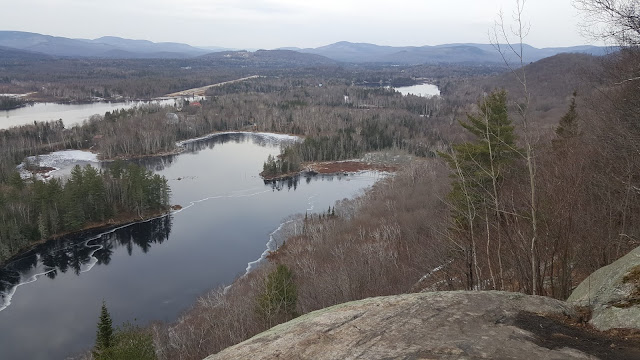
[568, 246, 640, 331]
[205, 291, 601, 360]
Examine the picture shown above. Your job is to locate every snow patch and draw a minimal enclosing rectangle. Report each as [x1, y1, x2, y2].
[17, 150, 99, 180]
[27, 150, 98, 165]
[0, 92, 35, 98]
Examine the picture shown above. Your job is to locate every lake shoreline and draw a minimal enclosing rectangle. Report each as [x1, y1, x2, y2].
[18, 130, 300, 179]
[0, 129, 383, 359]
[0, 208, 174, 269]
[10, 94, 181, 106]
[10, 130, 302, 264]
[260, 160, 396, 181]
[102, 130, 301, 161]
[0, 103, 27, 111]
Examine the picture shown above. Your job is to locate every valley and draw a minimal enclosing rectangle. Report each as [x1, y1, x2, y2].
[1, 2, 639, 358]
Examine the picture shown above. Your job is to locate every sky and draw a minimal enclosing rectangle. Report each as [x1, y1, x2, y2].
[2, 0, 592, 49]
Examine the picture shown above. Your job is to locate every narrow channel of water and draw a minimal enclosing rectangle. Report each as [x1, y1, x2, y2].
[0, 133, 384, 360]
[0, 97, 200, 130]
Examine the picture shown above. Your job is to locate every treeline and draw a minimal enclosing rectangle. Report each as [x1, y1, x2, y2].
[263, 120, 401, 177]
[261, 150, 301, 178]
[0, 105, 178, 181]
[0, 57, 249, 101]
[0, 120, 80, 181]
[0, 76, 450, 181]
[0, 53, 504, 102]
[0, 162, 170, 264]
[150, 49, 640, 360]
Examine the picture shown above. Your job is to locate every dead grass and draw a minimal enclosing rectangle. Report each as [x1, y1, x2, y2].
[306, 161, 396, 174]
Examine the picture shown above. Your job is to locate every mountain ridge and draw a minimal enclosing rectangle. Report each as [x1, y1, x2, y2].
[0, 31, 610, 64]
[0, 31, 210, 58]
[292, 41, 611, 64]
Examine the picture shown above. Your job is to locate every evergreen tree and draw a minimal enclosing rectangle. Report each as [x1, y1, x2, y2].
[439, 90, 519, 290]
[256, 264, 298, 327]
[7, 172, 25, 191]
[555, 91, 579, 139]
[82, 165, 107, 221]
[0, 162, 170, 264]
[94, 301, 114, 359]
[441, 90, 519, 226]
[63, 165, 87, 230]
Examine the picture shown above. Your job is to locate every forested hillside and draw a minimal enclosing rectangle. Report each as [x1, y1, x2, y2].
[152, 7, 640, 359]
[1, 2, 638, 357]
[0, 162, 170, 264]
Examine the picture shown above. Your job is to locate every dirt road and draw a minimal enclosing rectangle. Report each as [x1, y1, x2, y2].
[165, 75, 260, 97]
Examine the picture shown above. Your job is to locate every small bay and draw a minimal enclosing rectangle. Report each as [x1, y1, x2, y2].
[0, 132, 384, 360]
[0, 98, 196, 129]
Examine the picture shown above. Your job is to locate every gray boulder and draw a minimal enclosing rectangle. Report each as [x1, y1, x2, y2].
[568, 246, 640, 331]
[206, 291, 603, 360]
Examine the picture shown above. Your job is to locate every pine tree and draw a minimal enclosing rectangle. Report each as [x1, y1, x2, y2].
[7, 172, 24, 191]
[82, 165, 107, 222]
[441, 90, 519, 227]
[256, 264, 298, 327]
[63, 165, 86, 230]
[94, 301, 114, 359]
[439, 90, 520, 290]
[555, 91, 579, 140]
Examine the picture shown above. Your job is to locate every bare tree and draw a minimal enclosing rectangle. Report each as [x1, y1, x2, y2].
[573, 0, 640, 46]
[490, 0, 541, 295]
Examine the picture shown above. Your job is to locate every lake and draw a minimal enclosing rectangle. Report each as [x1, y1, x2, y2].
[394, 83, 440, 97]
[0, 133, 384, 359]
[0, 84, 438, 131]
[0, 97, 198, 130]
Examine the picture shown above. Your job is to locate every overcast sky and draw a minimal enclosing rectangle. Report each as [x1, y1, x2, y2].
[3, 0, 592, 49]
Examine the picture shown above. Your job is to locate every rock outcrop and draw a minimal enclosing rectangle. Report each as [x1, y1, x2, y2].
[568, 245, 640, 331]
[205, 291, 635, 360]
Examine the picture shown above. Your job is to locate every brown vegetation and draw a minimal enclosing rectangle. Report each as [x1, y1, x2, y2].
[150, 43, 640, 359]
[152, 159, 450, 359]
[306, 161, 396, 174]
[3, 22, 638, 358]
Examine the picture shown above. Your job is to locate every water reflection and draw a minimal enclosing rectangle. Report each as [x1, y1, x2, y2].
[0, 131, 380, 360]
[265, 175, 300, 191]
[130, 132, 297, 173]
[181, 132, 296, 153]
[0, 216, 172, 306]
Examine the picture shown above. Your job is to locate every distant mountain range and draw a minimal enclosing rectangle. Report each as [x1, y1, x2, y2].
[0, 31, 611, 64]
[285, 41, 612, 64]
[0, 31, 212, 58]
[0, 45, 52, 60]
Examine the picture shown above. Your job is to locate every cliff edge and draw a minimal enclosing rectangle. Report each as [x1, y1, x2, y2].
[205, 291, 640, 360]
